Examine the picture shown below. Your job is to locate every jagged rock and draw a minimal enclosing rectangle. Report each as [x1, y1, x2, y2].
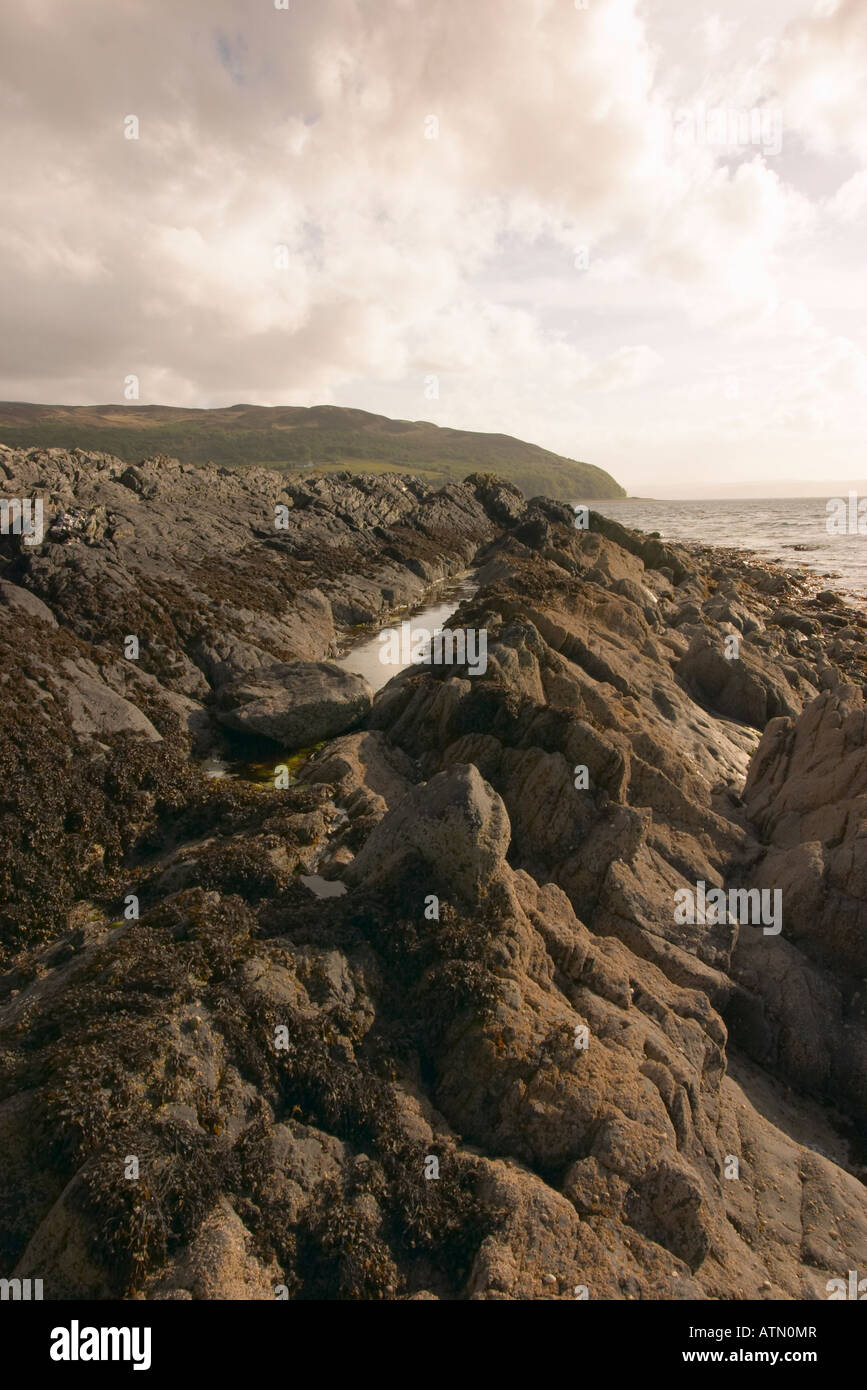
[676, 633, 802, 727]
[299, 730, 415, 810]
[743, 685, 867, 975]
[345, 763, 510, 903]
[1, 454, 865, 1306]
[0, 447, 521, 708]
[724, 684, 867, 1123]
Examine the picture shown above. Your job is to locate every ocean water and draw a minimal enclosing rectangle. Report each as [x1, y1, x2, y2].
[589, 497, 867, 605]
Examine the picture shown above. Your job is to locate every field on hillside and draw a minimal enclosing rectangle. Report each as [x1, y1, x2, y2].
[0, 402, 626, 500]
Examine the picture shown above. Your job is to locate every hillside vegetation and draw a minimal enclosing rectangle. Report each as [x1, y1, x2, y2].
[0, 401, 625, 500]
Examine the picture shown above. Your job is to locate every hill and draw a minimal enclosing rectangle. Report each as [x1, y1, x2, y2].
[0, 401, 625, 500]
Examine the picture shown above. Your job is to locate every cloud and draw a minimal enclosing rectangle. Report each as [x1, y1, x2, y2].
[775, 0, 867, 160]
[0, 0, 674, 402]
[0, 0, 864, 493]
[826, 170, 867, 222]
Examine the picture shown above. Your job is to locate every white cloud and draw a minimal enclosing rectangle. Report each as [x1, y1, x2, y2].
[775, 0, 867, 160]
[0, 0, 864, 493]
[826, 170, 867, 222]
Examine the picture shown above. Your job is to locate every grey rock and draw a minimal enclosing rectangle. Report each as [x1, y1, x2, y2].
[217, 659, 373, 747]
[345, 762, 511, 902]
[676, 633, 802, 728]
[0, 579, 57, 626]
[56, 659, 162, 741]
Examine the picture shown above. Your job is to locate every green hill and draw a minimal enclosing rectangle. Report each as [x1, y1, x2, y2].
[0, 402, 625, 500]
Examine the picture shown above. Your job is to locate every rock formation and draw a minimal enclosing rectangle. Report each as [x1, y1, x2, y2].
[0, 445, 864, 1300]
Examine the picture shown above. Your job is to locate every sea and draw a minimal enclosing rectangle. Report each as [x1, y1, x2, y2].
[588, 497, 867, 606]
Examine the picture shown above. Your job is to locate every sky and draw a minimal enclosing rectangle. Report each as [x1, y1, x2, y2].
[1, 0, 866, 497]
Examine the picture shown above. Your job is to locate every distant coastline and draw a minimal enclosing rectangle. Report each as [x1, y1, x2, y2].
[588, 495, 866, 603]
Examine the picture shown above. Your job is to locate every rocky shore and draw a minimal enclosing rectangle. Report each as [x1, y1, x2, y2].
[0, 444, 865, 1300]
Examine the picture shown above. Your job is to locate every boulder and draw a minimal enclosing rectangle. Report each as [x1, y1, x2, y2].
[299, 729, 415, 809]
[345, 762, 510, 903]
[56, 659, 162, 741]
[0, 579, 58, 626]
[217, 660, 373, 747]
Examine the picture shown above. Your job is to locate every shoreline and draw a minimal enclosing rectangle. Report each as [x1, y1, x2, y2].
[589, 496, 866, 606]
